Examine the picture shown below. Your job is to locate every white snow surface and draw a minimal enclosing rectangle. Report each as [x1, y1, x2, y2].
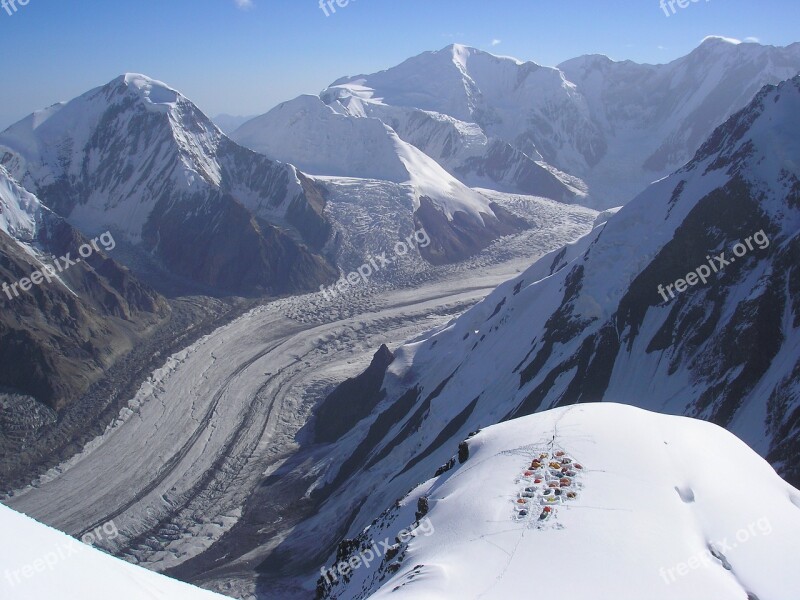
[0, 164, 41, 241]
[344, 404, 800, 600]
[232, 95, 495, 221]
[0, 503, 232, 600]
[0, 74, 210, 241]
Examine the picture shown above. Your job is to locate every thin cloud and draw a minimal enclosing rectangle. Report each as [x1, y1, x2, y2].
[491, 39, 502, 46]
[701, 35, 742, 45]
[744, 37, 760, 43]
[234, 0, 254, 10]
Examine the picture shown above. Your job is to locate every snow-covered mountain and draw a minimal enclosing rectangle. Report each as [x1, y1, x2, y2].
[233, 95, 532, 264]
[233, 93, 584, 203]
[0, 164, 167, 411]
[0, 74, 335, 295]
[0, 503, 231, 599]
[253, 39, 800, 209]
[557, 37, 800, 203]
[318, 404, 800, 600]
[255, 75, 800, 596]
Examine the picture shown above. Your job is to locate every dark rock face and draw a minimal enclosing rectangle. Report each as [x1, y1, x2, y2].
[291, 173, 333, 252]
[456, 139, 578, 201]
[414, 197, 529, 265]
[141, 187, 334, 296]
[0, 218, 168, 411]
[315, 344, 395, 444]
[458, 441, 470, 464]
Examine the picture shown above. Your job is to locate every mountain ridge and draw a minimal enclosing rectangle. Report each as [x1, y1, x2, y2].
[0, 74, 337, 296]
[244, 39, 800, 210]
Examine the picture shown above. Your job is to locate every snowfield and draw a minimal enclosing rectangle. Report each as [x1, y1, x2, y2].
[325, 404, 800, 600]
[0, 503, 231, 600]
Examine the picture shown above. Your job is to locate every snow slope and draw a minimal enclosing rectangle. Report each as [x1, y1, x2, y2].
[234, 92, 583, 203]
[321, 404, 800, 600]
[232, 93, 511, 218]
[0, 503, 232, 600]
[0, 164, 42, 243]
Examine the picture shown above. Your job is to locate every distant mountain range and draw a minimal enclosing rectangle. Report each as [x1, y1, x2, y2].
[233, 38, 800, 209]
[1, 38, 797, 482]
[1, 37, 797, 464]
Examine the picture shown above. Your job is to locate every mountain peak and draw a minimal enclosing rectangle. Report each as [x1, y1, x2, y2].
[557, 53, 617, 72]
[112, 73, 180, 108]
[699, 35, 744, 47]
[444, 42, 470, 52]
[439, 43, 525, 66]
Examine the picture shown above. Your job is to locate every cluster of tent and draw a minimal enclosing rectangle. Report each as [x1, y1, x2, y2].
[513, 450, 583, 522]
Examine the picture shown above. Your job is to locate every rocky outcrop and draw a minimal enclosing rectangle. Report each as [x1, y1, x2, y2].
[315, 344, 395, 444]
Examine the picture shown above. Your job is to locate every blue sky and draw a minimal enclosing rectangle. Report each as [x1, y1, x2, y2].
[0, 0, 797, 129]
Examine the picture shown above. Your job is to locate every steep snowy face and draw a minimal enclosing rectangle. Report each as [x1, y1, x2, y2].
[233, 93, 533, 265]
[327, 44, 606, 193]
[318, 87, 587, 202]
[0, 504, 231, 600]
[236, 45, 588, 204]
[559, 37, 800, 202]
[0, 164, 42, 242]
[0, 74, 336, 295]
[0, 73, 222, 228]
[327, 44, 494, 124]
[319, 405, 800, 600]
[232, 95, 411, 182]
[323, 40, 800, 208]
[232, 92, 520, 222]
